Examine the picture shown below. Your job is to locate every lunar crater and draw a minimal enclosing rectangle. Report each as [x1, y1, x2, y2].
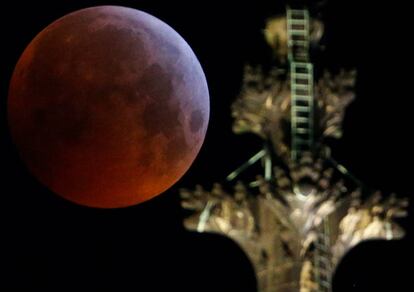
[190, 110, 204, 133]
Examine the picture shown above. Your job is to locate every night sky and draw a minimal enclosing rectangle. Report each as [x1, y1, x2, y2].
[2, 1, 414, 291]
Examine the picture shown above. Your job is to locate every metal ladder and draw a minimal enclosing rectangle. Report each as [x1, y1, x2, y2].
[287, 8, 314, 162]
[288, 7, 331, 292]
[313, 219, 333, 292]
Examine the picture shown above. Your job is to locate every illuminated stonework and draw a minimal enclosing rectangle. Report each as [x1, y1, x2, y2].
[179, 7, 407, 292]
[180, 155, 407, 291]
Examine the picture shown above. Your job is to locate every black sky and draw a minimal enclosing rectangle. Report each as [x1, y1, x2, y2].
[1, 1, 414, 291]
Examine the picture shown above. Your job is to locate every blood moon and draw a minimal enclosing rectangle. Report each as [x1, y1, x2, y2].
[8, 6, 209, 208]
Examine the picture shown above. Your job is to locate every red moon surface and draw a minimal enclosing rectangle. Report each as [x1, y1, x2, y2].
[8, 6, 209, 208]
